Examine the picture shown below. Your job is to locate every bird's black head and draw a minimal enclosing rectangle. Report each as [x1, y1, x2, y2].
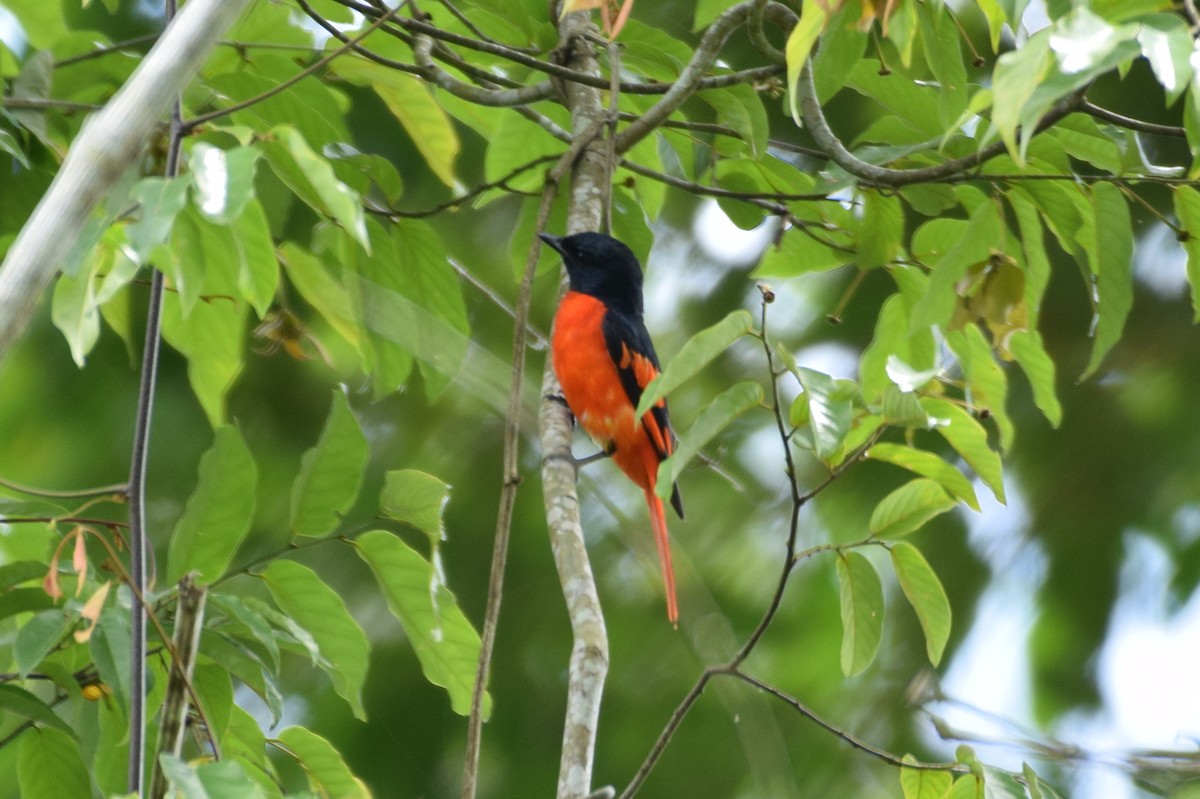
[539, 232, 644, 316]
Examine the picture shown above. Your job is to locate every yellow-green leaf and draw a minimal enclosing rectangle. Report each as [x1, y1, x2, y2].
[836, 550, 884, 677]
[1081, 181, 1133, 378]
[869, 478, 957, 539]
[334, 59, 459, 188]
[290, 390, 368, 538]
[355, 530, 487, 717]
[263, 561, 371, 721]
[635, 309, 753, 419]
[867, 443, 978, 511]
[785, 0, 829, 125]
[890, 542, 952, 665]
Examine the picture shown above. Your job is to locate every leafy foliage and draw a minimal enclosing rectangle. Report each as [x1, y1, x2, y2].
[1, 0, 1198, 795]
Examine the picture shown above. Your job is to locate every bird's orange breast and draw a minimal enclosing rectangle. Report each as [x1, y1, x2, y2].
[552, 292, 637, 451]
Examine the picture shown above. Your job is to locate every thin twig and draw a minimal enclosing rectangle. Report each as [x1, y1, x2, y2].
[125, 0, 191, 784]
[1080, 99, 1186, 138]
[0, 477, 127, 499]
[726, 669, 964, 771]
[0, 97, 104, 114]
[620, 297, 882, 797]
[54, 34, 162, 66]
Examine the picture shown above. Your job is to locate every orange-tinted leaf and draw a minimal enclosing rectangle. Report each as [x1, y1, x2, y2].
[73, 581, 111, 643]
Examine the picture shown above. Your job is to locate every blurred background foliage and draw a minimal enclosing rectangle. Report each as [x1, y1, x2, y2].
[2, 0, 1200, 797]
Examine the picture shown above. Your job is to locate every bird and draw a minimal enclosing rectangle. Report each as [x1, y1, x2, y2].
[540, 231, 684, 625]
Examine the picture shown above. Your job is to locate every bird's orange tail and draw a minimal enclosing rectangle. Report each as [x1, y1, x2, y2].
[646, 489, 678, 626]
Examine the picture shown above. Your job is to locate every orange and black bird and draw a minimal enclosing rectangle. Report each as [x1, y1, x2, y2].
[541, 231, 684, 624]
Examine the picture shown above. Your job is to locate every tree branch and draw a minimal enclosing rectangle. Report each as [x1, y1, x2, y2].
[412, 34, 555, 106]
[536, 10, 616, 799]
[797, 60, 1084, 187]
[461, 104, 605, 799]
[331, 0, 782, 95]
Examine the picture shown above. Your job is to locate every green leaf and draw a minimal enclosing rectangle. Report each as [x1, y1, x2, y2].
[231, 199, 278, 319]
[911, 203, 1001, 334]
[656, 381, 762, 500]
[3, 3, 67, 50]
[278, 242, 362, 353]
[18, 727, 93, 799]
[634, 309, 754, 419]
[290, 390, 368, 538]
[389, 220, 470, 401]
[356, 530, 486, 717]
[380, 469, 450, 541]
[163, 207, 224, 317]
[900, 758, 953, 799]
[836, 551, 884, 677]
[869, 479, 958, 539]
[0, 560, 53, 587]
[1008, 330, 1063, 426]
[693, 0, 738, 29]
[333, 59, 459, 188]
[1050, 114, 1123, 174]
[699, 83, 769, 158]
[857, 190, 904, 269]
[51, 269, 100, 367]
[14, 610, 70, 677]
[262, 560, 371, 721]
[1009, 191, 1051, 329]
[159, 755, 269, 799]
[1081, 181, 1134, 378]
[1173, 185, 1200, 322]
[275, 727, 368, 799]
[991, 32, 1052, 159]
[882, 385, 932, 428]
[265, 125, 369, 251]
[921, 397, 1006, 504]
[785, 0, 829, 125]
[0, 587, 54, 621]
[0, 127, 29, 168]
[481, 112, 563, 194]
[167, 425, 257, 584]
[338, 220, 470, 401]
[921, 2, 969, 126]
[192, 661, 235, 744]
[811, 1, 869, 102]
[797, 368, 854, 463]
[867, 443, 978, 511]
[90, 606, 131, 708]
[160, 289, 247, 429]
[1137, 14, 1193, 104]
[860, 290, 936, 401]
[0, 684, 74, 735]
[945, 325, 1013, 450]
[947, 774, 983, 799]
[754, 225, 849, 277]
[126, 176, 191, 263]
[890, 542, 952, 665]
[10, 51, 52, 146]
[189, 143, 261, 224]
[845, 60, 944, 139]
[883, 0, 919, 67]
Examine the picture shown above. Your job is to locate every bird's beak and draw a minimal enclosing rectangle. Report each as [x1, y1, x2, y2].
[538, 232, 565, 256]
